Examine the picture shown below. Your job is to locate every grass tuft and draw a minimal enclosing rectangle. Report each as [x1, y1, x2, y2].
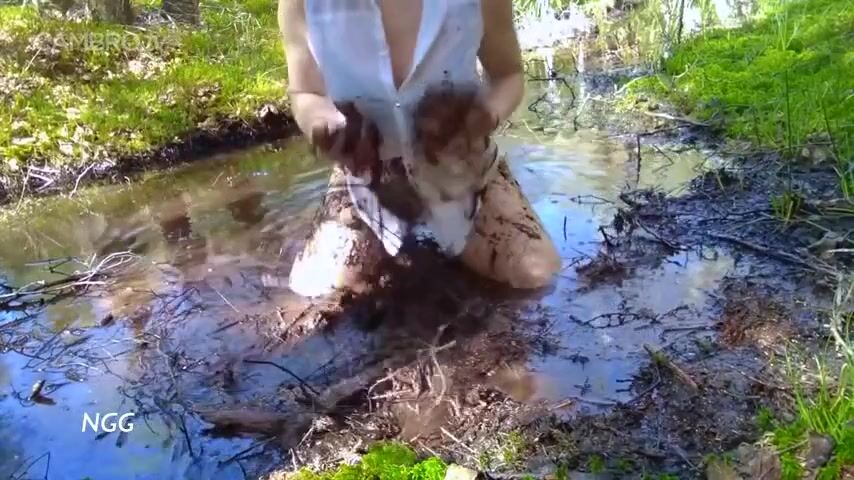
[289, 442, 447, 480]
[762, 278, 854, 479]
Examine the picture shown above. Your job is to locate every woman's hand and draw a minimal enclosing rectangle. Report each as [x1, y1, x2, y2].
[307, 101, 382, 176]
[413, 85, 499, 165]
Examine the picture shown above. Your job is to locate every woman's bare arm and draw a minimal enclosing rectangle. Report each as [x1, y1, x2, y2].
[278, 0, 344, 140]
[478, 0, 525, 125]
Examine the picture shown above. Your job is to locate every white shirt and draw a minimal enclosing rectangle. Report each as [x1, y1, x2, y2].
[305, 0, 498, 257]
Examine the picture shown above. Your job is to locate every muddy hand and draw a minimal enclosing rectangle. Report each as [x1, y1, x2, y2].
[309, 102, 381, 176]
[414, 85, 498, 164]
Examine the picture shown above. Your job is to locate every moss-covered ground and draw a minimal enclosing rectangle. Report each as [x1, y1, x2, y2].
[0, 0, 286, 185]
[283, 443, 447, 480]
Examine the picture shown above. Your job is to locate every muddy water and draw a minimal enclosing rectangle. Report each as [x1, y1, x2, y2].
[0, 69, 727, 478]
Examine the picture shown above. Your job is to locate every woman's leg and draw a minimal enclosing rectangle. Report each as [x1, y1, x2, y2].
[288, 167, 385, 297]
[460, 158, 561, 289]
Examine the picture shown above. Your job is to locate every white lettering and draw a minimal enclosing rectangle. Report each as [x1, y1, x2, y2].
[82, 412, 99, 432]
[118, 413, 135, 433]
[101, 412, 119, 432]
[82, 412, 135, 433]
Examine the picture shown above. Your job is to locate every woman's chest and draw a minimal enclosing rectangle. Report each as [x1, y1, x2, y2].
[376, 0, 422, 88]
[306, 0, 483, 100]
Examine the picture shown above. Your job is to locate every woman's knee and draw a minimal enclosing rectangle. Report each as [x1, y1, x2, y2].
[508, 241, 561, 290]
[288, 220, 378, 297]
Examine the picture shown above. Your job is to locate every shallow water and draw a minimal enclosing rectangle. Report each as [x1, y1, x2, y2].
[0, 65, 728, 478]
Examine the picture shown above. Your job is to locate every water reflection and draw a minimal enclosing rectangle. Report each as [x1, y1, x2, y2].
[0, 62, 730, 478]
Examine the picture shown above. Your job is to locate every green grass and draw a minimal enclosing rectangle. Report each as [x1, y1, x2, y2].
[585, 454, 606, 474]
[621, 0, 853, 199]
[0, 0, 286, 176]
[763, 359, 853, 479]
[756, 279, 854, 479]
[289, 442, 447, 480]
[513, 0, 573, 17]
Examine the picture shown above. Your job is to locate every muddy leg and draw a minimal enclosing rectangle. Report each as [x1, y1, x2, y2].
[288, 167, 386, 297]
[460, 158, 561, 289]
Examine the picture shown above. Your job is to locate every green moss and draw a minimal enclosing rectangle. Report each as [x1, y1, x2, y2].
[289, 442, 448, 480]
[624, 0, 853, 198]
[0, 0, 286, 176]
[500, 430, 527, 469]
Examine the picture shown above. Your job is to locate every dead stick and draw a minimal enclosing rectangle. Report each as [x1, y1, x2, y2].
[644, 344, 699, 392]
[706, 233, 837, 276]
[243, 359, 319, 396]
[642, 111, 710, 127]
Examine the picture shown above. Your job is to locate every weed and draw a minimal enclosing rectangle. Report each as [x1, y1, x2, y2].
[641, 474, 680, 480]
[555, 462, 570, 480]
[624, 0, 853, 199]
[500, 431, 528, 469]
[615, 457, 635, 473]
[290, 442, 447, 480]
[755, 406, 776, 432]
[477, 449, 494, 472]
[586, 454, 606, 474]
[770, 189, 802, 224]
[761, 278, 854, 479]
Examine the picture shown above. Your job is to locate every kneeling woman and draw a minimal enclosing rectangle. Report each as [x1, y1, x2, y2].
[278, 0, 561, 296]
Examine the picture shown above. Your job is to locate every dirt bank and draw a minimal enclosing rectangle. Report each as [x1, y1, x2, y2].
[0, 103, 297, 206]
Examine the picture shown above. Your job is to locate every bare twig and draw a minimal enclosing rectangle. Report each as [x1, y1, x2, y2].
[644, 344, 699, 392]
[706, 232, 837, 277]
[440, 427, 478, 456]
[643, 111, 710, 127]
[69, 163, 95, 197]
[243, 359, 319, 396]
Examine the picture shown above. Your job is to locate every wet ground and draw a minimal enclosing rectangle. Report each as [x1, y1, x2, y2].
[0, 50, 849, 480]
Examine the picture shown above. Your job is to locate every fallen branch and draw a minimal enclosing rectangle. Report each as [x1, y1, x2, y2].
[644, 344, 699, 392]
[643, 111, 710, 127]
[242, 359, 319, 396]
[706, 233, 837, 277]
[0, 251, 137, 309]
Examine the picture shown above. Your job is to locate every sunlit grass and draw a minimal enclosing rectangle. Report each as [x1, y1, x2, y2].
[0, 0, 286, 175]
[621, 0, 853, 199]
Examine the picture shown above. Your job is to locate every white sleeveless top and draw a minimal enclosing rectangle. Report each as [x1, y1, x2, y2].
[305, 0, 499, 257]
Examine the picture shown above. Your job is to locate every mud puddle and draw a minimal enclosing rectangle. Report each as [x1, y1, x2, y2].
[0, 55, 739, 479]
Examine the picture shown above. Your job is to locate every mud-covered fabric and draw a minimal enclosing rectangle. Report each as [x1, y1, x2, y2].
[304, 0, 493, 257]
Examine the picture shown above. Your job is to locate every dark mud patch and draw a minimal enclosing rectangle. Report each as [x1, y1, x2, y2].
[237, 241, 555, 469]
[0, 103, 297, 208]
[719, 296, 798, 350]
